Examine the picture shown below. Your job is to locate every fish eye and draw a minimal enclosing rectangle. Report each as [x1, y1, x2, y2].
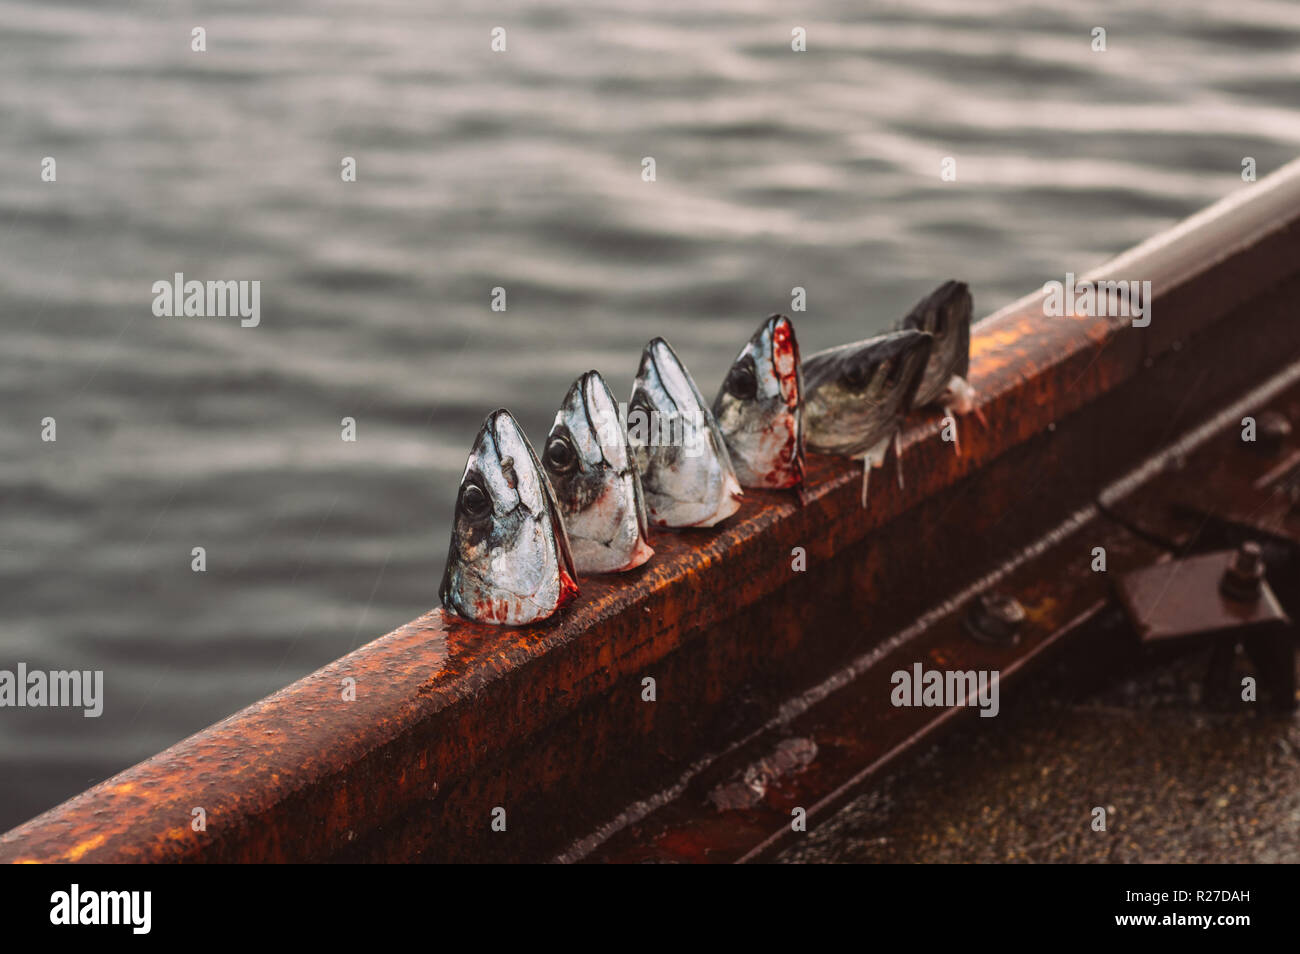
[725, 360, 758, 401]
[544, 435, 578, 474]
[885, 355, 905, 386]
[843, 365, 870, 391]
[459, 482, 492, 521]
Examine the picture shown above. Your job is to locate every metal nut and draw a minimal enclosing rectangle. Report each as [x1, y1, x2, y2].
[964, 592, 1025, 646]
[1220, 541, 1266, 602]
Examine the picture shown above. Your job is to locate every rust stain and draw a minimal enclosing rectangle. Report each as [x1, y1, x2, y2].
[64, 833, 107, 862]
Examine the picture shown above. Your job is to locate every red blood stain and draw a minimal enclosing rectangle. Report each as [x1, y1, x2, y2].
[471, 597, 518, 624]
[557, 567, 580, 609]
[760, 403, 804, 488]
[771, 318, 801, 408]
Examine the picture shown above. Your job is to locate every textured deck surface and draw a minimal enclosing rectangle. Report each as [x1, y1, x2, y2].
[780, 648, 1300, 863]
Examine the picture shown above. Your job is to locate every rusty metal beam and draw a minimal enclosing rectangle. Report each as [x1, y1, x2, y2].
[578, 505, 1161, 863]
[580, 361, 1300, 862]
[4, 161, 1300, 864]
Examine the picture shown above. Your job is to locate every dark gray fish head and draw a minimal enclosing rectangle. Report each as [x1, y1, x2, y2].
[898, 280, 973, 408]
[439, 409, 578, 625]
[629, 337, 743, 528]
[803, 329, 934, 458]
[712, 314, 805, 489]
[543, 370, 654, 574]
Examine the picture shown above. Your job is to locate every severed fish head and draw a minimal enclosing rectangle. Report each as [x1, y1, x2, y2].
[712, 314, 805, 489]
[439, 408, 579, 625]
[543, 370, 654, 574]
[803, 329, 933, 459]
[898, 280, 973, 409]
[629, 337, 743, 528]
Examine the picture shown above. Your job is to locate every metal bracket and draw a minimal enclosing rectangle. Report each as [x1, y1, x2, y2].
[1114, 544, 1296, 711]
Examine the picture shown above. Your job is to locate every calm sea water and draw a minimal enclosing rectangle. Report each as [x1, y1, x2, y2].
[2, 0, 1298, 831]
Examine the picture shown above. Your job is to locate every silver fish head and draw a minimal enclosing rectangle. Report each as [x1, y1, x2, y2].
[898, 280, 972, 408]
[629, 337, 743, 528]
[712, 314, 805, 489]
[543, 370, 654, 574]
[803, 329, 933, 458]
[439, 408, 579, 625]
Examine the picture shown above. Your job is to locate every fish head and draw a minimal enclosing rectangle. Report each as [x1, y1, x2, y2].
[543, 371, 654, 574]
[712, 314, 805, 489]
[439, 408, 579, 625]
[629, 337, 743, 528]
[899, 280, 972, 407]
[803, 329, 934, 457]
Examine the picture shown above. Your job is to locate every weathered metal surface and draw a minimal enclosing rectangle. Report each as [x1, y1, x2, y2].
[1114, 543, 1297, 714]
[576, 511, 1164, 863]
[4, 160, 1300, 864]
[1103, 368, 1300, 554]
[775, 625, 1300, 863]
[1115, 548, 1288, 646]
[580, 370, 1300, 862]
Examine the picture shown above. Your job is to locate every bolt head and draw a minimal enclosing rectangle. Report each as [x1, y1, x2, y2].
[1221, 542, 1266, 602]
[965, 592, 1026, 646]
[1233, 542, 1262, 574]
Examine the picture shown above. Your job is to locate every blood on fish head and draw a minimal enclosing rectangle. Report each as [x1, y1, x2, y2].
[439, 408, 578, 625]
[712, 314, 805, 489]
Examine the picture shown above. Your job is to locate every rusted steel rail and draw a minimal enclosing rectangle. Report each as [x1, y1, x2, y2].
[582, 360, 1300, 861]
[5, 161, 1300, 864]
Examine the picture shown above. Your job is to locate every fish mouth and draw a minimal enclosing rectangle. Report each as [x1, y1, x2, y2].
[578, 370, 624, 464]
[767, 314, 801, 407]
[642, 338, 704, 417]
[482, 409, 528, 501]
[635, 338, 714, 458]
[642, 340, 675, 402]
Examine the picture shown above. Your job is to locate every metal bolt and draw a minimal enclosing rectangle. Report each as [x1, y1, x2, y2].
[1220, 542, 1266, 602]
[964, 592, 1025, 646]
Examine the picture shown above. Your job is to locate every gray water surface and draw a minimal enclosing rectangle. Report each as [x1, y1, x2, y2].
[2, 0, 1298, 831]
